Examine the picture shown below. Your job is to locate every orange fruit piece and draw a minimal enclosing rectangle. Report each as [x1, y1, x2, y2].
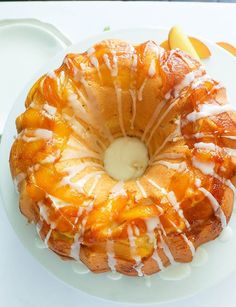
[189, 37, 211, 59]
[160, 40, 170, 51]
[216, 42, 236, 57]
[168, 26, 200, 60]
[160, 26, 211, 60]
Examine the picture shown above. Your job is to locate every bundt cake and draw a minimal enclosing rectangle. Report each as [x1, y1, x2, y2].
[10, 39, 236, 276]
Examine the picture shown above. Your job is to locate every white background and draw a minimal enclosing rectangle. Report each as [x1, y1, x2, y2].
[0, 1, 236, 307]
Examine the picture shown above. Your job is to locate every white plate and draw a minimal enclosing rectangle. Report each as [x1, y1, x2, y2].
[0, 18, 71, 134]
[1, 28, 236, 304]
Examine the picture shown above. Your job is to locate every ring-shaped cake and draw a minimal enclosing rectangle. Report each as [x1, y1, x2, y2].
[10, 39, 236, 276]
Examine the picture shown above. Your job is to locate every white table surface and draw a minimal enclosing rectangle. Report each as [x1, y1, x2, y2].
[0, 1, 236, 307]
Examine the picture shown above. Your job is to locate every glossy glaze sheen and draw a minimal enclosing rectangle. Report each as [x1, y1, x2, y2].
[10, 39, 236, 276]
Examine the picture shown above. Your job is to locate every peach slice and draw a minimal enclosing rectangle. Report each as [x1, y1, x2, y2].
[168, 26, 200, 60]
[160, 40, 170, 51]
[189, 37, 211, 59]
[216, 42, 236, 57]
[160, 37, 211, 59]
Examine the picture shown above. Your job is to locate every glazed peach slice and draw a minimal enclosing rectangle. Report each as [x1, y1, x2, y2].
[161, 30, 211, 59]
[189, 37, 211, 59]
[217, 42, 236, 56]
[168, 26, 200, 60]
[160, 40, 170, 51]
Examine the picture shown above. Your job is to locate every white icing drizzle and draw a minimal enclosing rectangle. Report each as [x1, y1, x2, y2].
[67, 93, 93, 123]
[13, 172, 26, 191]
[192, 157, 215, 176]
[112, 52, 118, 77]
[187, 132, 208, 139]
[194, 142, 219, 151]
[159, 231, 175, 265]
[106, 239, 117, 272]
[37, 201, 58, 248]
[127, 224, 144, 276]
[67, 136, 100, 155]
[88, 174, 101, 196]
[68, 61, 113, 142]
[70, 233, 81, 260]
[173, 69, 202, 98]
[142, 99, 166, 142]
[137, 78, 147, 101]
[35, 129, 52, 139]
[222, 135, 236, 140]
[146, 178, 167, 195]
[87, 47, 95, 56]
[127, 224, 135, 248]
[199, 187, 227, 228]
[145, 218, 165, 270]
[185, 103, 233, 124]
[72, 261, 90, 274]
[194, 142, 236, 156]
[195, 178, 202, 187]
[63, 115, 105, 153]
[41, 150, 60, 164]
[163, 66, 204, 101]
[191, 74, 213, 90]
[148, 59, 156, 77]
[167, 192, 190, 228]
[90, 55, 99, 71]
[47, 194, 69, 209]
[190, 131, 236, 141]
[157, 160, 187, 172]
[131, 53, 138, 71]
[71, 201, 94, 257]
[56, 71, 65, 93]
[47, 71, 56, 79]
[191, 247, 208, 267]
[106, 272, 123, 280]
[63, 171, 104, 193]
[38, 203, 50, 224]
[136, 180, 147, 198]
[147, 99, 180, 146]
[152, 249, 165, 271]
[88, 49, 102, 80]
[35, 236, 47, 249]
[218, 226, 233, 242]
[38, 202, 56, 227]
[111, 181, 127, 198]
[180, 234, 195, 257]
[145, 217, 158, 243]
[115, 85, 126, 137]
[133, 256, 144, 277]
[36, 221, 42, 233]
[133, 225, 140, 236]
[44, 228, 52, 247]
[61, 162, 102, 187]
[152, 152, 185, 161]
[168, 219, 182, 233]
[43, 104, 57, 117]
[60, 148, 101, 161]
[28, 164, 40, 174]
[129, 89, 137, 130]
[103, 53, 118, 77]
[19, 128, 53, 143]
[60, 135, 102, 161]
[150, 122, 181, 164]
[192, 156, 236, 199]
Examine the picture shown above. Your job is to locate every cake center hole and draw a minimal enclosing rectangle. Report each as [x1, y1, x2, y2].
[104, 137, 149, 181]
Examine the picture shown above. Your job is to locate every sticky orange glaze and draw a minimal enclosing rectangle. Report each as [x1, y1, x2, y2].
[10, 39, 236, 276]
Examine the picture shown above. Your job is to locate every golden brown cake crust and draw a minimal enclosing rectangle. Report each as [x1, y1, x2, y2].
[10, 39, 236, 276]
